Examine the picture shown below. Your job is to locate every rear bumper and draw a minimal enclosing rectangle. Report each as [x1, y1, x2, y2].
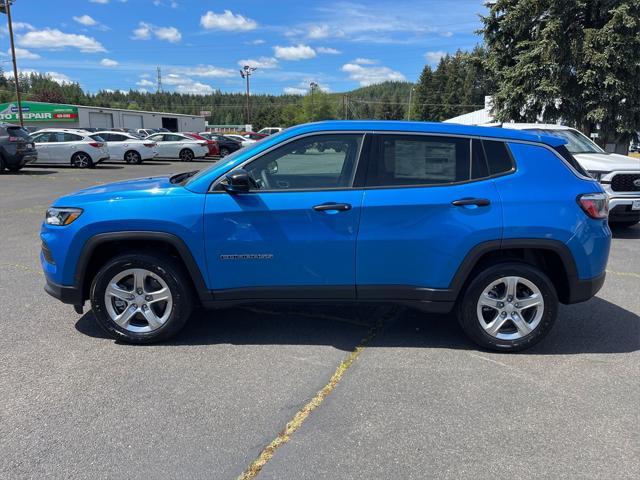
[566, 272, 606, 304]
[3, 150, 37, 167]
[44, 277, 83, 305]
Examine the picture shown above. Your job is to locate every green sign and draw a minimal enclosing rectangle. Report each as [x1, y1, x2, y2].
[0, 101, 78, 123]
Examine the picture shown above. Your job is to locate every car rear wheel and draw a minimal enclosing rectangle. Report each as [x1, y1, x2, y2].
[179, 148, 194, 162]
[90, 253, 193, 343]
[124, 150, 142, 164]
[457, 262, 558, 352]
[219, 147, 230, 157]
[71, 152, 93, 168]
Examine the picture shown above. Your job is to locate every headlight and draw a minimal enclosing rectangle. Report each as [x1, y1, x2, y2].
[587, 171, 608, 181]
[45, 207, 83, 226]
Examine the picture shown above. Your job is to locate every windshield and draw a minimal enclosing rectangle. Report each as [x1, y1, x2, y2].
[525, 128, 604, 154]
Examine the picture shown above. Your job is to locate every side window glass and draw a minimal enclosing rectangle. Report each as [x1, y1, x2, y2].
[366, 135, 471, 187]
[62, 133, 82, 142]
[33, 133, 50, 143]
[482, 140, 513, 175]
[471, 139, 489, 179]
[244, 134, 363, 191]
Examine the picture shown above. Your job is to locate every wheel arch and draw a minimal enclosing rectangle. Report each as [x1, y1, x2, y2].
[75, 231, 210, 305]
[450, 239, 579, 304]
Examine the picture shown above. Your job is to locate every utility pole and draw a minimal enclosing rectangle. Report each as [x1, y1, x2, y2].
[240, 65, 257, 126]
[2, 0, 23, 127]
[407, 87, 415, 121]
[309, 81, 318, 122]
[156, 66, 163, 93]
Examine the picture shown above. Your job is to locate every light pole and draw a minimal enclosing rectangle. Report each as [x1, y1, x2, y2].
[239, 65, 257, 126]
[309, 81, 318, 121]
[407, 87, 415, 121]
[1, 0, 23, 127]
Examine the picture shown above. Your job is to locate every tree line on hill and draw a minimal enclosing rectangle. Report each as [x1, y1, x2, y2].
[0, 0, 637, 143]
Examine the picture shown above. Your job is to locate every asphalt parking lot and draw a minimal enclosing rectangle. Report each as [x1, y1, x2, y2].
[1, 160, 638, 480]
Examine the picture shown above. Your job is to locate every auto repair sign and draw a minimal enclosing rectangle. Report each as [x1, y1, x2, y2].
[0, 102, 78, 122]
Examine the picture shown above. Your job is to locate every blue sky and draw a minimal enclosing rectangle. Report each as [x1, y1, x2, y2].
[2, 0, 486, 95]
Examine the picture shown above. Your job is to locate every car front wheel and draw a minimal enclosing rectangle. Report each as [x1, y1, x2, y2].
[90, 253, 194, 343]
[457, 262, 558, 352]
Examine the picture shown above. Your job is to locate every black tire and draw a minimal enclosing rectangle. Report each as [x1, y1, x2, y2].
[179, 148, 194, 162]
[124, 150, 143, 164]
[611, 220, 639, 229]
[219, 147, 230, 157]
[6, 164, 23, 172]
[0, 155, 5, 172]
[90, 252, 194, 344]
[71, 152, 93, 169]
[457, 262, 558, 352]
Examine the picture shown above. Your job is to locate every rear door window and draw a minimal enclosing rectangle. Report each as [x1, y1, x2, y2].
[366, 135, 471, 187]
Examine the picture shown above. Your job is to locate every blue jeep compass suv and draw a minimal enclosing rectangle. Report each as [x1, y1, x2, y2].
[41, 121, 611, 351]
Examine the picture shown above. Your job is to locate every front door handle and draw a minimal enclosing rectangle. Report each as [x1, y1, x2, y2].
[313, 202, 352, 212]
[451, 198, 491, 207]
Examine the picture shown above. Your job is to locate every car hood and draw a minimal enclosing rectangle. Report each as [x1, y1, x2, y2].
[54, 175, 178, 205]
[574, 152, 640, 172]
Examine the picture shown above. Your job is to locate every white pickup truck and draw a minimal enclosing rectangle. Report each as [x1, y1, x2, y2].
[500, 123, 640, 228]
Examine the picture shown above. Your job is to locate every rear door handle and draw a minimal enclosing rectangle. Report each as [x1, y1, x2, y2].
[451, 198, 491, 207]
[313, 202, 352, 212]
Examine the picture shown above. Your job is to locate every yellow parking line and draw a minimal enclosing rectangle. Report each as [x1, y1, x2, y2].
[236, 306, 396, 480]
[606, 269, 640, 279]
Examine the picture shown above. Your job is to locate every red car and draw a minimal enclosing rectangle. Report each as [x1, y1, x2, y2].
[184, 132, 219, 156]
[241, 132, 268, 141]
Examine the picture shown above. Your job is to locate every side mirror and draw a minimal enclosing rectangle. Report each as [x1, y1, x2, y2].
[222, 169, 253, 193]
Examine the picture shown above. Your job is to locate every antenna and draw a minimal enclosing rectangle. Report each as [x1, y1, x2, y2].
[157, 66, 162, 93]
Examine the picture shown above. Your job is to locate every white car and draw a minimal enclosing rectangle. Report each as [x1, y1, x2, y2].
[94, 131, 158, 164]
[500, 123, 640, 227]
[145, 132, 209, 161]
[136, 128, 157, 137]
[257, 127, 282, 136]
[223, 133, 255, 148]
[30, 129, 110, 168]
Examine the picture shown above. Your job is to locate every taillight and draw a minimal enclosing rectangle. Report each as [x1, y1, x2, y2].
[8, 136, 21, 142]
[143, 142, 155, 147]
[88, 142, 104, 148]
[577, 193, 608, 219]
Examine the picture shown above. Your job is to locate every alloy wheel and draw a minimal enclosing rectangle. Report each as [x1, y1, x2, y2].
[476, 276, 544, 340]
[74, 153, 90, 168]
[104, 268, 173, 333]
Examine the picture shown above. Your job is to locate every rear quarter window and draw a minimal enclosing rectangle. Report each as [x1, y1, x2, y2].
[481, 140, 514, 175]
[553, 145, 589, 177]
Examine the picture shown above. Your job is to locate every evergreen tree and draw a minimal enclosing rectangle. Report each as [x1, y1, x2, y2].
[482, 0, 640, 144]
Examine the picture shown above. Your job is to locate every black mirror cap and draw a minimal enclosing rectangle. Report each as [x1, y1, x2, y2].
[223, 169, 252, 193]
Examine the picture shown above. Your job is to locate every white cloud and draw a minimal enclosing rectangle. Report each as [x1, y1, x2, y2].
[13, 22, 35, 31]
[100, 58, 119, 67]
[133, 23, 151, 39]
[200, 10, 257, 31]
[154, 26, 181, 43]
[308, 24, 330, 39]
[175, 82, 213, 95]
[162, 73, 190, 86]
[136, 78, 155, 87]
[90, 0, 109, 3]
[8, 69, 73, 85]
[17, 29, 106, 53]
[341, 63, 406, 86]
[441, 31, 453, 38]
[424, 50, 447, 65]
[237, 57, 278, 69]
[274, 44, 316, 61]
[284, 87, 307, 95]
[73, 15, 97, 26]
[132, 22, 181, 42]
[172, 65, 235, 78]
[247, 39, 265, 45]
[12, 48, 41, 60]
[316, 46, 341, 55]
[354, 58, 377, 65]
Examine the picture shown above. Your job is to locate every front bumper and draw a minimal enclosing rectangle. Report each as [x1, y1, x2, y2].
[44, 277, 83, 305]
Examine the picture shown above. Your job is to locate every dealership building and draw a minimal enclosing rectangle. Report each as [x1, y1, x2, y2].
[0, 101, 206, 132]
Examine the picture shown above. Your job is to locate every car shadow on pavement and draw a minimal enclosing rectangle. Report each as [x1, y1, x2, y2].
[75, 297, 638, 354]
[610, 224, 640, 239]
